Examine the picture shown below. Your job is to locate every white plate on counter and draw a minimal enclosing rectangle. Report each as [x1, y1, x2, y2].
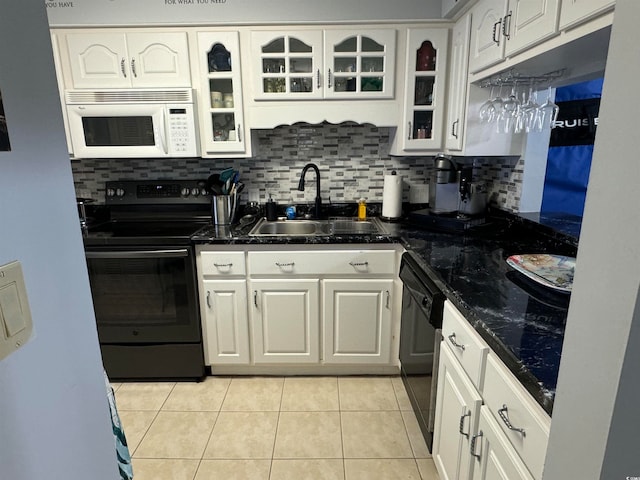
[506, 254, 575, 293]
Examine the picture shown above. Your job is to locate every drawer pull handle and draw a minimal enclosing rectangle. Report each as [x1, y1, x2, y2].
[386, 290, 390, 309]
[459, 409, 471, 437]
[206, 290, 212, 309]
[470, 430, 483, 459]
[276, 262, 295, 268]
[213, 262, 233, 268]
[498, 404, 526, 436]
[448, 333, 466, 351]
[254, 290, 258, 308]
[349, 261, 369, 267]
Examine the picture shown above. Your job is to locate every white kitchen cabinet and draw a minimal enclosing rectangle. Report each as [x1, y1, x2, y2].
[445, 14, 471, 152]
[468, 0, 560, 74]
[250, 279, 320, 364]
[65, 32, 191, 89]
[390, 27, 449, 153]
[323, 279, 393, 364]
[434, 301, 549, 480]
[433, 343, 483, 480]
[250, 29, 396, 100]
[196, 31, 249, 156]
[197, 250, 250, 366]
[201, 279, 250, 365]
[471, 406, 534, 480]
[559, 0, 615, 30]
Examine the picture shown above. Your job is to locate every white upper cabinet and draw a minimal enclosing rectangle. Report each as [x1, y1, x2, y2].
[445, 14, 471, 152]
[250, 31, 324, 100]
[250, 29, 396, 100]
[469, 0, 560, 74]
[559, 0, 615, 30]
[391, 27, 449, 153]
[196, 31, 249, 156]
[66, 32, 191, 89]
[323, 30, 396, 100]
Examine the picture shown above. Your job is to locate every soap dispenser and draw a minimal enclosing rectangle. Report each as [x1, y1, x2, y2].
[266, 196, 277, 221]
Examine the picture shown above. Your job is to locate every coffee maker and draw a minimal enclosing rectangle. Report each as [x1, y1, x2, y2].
[428, 154, 460, 214]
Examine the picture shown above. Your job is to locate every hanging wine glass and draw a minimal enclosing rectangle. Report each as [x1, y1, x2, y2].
[520, 84, 540, 133]
[500, 83, 521, 133]
[486, 84, 504, 125]
[478, 86, 495, 123]
[535, 85, 560, 131]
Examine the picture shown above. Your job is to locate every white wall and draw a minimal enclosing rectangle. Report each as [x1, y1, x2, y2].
[543, 0, 640, 477]
[46, 0, 444, 27]
[0, 2, 118, 479]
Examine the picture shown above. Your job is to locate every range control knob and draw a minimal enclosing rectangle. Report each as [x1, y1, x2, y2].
[106, 188, 116, 197]
[191, 187, 200, 196]
[201, 188, 208, 196]
[181, 187, 190, 197]
[115, 188, 125, 197]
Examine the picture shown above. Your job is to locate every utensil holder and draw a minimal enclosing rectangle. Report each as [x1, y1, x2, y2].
[212, 194, 236, 225]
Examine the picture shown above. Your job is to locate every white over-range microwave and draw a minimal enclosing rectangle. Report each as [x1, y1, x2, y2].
[65, 88, 198, 158]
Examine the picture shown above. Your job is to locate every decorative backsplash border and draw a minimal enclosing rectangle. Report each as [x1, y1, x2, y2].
[71, 123, 523, 213]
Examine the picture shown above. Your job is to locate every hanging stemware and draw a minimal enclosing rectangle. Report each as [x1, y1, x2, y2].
[478, 86, 495, 123]
[520, 83, 540, 133]
[500, 83, 521, 134]
[535, 85, 560, 131]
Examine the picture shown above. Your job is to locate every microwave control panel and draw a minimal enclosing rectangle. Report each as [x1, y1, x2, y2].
[167, 105, 197, 156]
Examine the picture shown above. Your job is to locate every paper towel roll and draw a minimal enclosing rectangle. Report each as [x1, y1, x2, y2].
[382, 173, 403, 219]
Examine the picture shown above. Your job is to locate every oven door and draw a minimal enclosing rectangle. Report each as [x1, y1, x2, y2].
[86, 247, 201, 344]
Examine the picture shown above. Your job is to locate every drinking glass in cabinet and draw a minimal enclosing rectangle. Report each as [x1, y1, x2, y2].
[416, 41, 436, 71]
[334, 77, 356, 92]
[290, 77, 312, 93]
[263, 58, 285, 74]
[263, 78, 286, 93]
[209, 79, 233, 108]
[362, 57, 383, 72]
[334, 57, 357, 73]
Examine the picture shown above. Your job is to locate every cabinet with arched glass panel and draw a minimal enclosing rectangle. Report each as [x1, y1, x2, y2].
[394, 28, 449, 152]
[250, 29, 396, 100]
[197, 31, 248, 155]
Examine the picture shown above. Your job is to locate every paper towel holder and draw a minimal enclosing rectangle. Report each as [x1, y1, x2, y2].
[381, 170, 403, 222]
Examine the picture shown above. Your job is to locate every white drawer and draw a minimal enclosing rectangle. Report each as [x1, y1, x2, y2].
[248, 250, 396, 276]
[200, 251, 246, 276]
[483, 353, 550, 480]
[441, 301, 489, 391]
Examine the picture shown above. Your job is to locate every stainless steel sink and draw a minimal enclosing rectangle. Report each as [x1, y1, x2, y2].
[248, 217, 387, 237]
[248, 219, 332, 236]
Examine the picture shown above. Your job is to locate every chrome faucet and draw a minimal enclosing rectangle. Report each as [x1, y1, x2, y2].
[297, 163, 322, 219]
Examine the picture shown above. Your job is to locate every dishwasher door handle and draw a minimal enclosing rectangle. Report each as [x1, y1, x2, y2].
[86, 249, 189, 259]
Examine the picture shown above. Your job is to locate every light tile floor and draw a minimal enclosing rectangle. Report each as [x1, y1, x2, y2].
[112, 376, 440, 480]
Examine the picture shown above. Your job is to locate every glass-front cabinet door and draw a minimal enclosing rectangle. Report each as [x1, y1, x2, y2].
[324, 29, 396, 99]
[251, 31, 323, 100]
[401, 28, 449, 151]
[197, 31, 247, 155]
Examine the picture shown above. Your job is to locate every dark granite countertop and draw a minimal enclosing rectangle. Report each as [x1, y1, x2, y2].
[191, 209, 581, 416]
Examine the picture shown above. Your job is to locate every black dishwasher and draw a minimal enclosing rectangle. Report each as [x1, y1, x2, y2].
[399, 252, 445, 451]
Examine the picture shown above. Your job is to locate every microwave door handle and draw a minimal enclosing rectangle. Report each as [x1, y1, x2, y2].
[158, 108, 168, 154]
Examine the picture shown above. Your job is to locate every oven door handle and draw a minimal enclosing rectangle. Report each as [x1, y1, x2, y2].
[86, 249, 189, 259]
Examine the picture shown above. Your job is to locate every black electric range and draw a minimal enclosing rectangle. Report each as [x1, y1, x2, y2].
[83, 180, 212, 381]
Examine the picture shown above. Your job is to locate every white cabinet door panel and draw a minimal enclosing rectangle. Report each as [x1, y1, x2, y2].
[504, 0, 560, 57]
[127, 32, 191, 87]
[559, 0, 615, 30]
[202, 279, 249, 365]
[323, 279, 393, 364]
[469, 0, 507, 74]
[251, 279, 320, 363]
[67, 33, 129, 88]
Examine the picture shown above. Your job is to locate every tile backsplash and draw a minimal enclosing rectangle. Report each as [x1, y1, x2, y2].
[71, 123, 523, 213]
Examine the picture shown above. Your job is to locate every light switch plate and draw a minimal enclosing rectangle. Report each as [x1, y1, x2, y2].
[0, 261, 33, 361]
